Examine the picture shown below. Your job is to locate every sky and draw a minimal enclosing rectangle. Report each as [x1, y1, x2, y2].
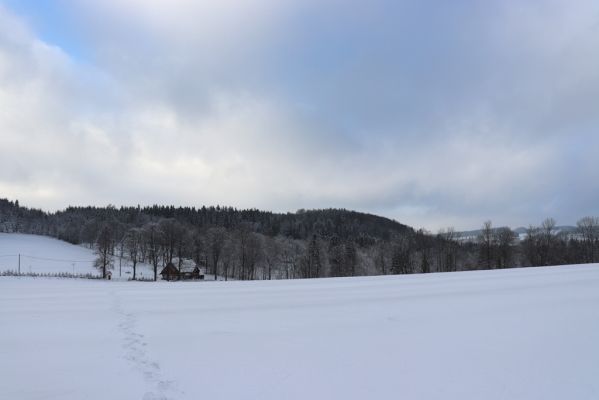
[0, 0, 598, 231]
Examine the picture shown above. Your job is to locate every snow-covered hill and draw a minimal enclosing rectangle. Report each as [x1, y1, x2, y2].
[2, 264, 598, 399]
[0, 233, 155, 279]
[0, 233, 97, 275]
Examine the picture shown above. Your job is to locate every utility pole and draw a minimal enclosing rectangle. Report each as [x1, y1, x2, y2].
[18, 254, 20, 275]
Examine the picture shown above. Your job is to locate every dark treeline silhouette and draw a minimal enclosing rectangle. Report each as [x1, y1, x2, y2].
[1, 199, 597, 280]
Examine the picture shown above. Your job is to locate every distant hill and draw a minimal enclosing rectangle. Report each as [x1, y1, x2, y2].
[457, 225, 578, 242]
[0, 198, 412, 245]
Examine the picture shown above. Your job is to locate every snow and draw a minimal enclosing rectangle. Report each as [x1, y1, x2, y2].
[0, 233, 155, 279]
[2, 263, 599, 399]
[0, 233, 98, 275]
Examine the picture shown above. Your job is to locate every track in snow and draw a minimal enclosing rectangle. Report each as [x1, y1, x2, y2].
[112, 290, 183, 400]
[2, 263, 599, 400]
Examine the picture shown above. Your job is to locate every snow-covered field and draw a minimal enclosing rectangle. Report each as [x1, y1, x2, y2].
[1, 264, 598, 400]
[0, 233, 155, 279]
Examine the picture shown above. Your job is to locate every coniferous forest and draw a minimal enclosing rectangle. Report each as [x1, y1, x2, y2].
[1, 198, 597, 281]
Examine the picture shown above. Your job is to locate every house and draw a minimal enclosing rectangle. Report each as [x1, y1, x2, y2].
[160, 262, 180, 281]
[180, 263, 202, 280]
[160, 259, 204, 281]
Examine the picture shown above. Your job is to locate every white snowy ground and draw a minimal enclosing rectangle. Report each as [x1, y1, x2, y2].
[0, 233, 155, 279]
[1, 264, 599, 400]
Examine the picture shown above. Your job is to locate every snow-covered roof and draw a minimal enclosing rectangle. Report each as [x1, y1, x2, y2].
[172, 258, 199, 273]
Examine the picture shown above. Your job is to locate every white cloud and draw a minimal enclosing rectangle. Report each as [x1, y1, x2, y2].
[0, 1, 598, 230]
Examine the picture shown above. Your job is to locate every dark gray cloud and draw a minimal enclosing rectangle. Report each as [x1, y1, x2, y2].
[0, 0, 598, 230]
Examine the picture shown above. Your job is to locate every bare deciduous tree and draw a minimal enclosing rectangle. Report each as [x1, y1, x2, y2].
[95, 224, 113, 279]
[301, 235, 323, 278]
[206, 226, 227, 280]
[159, 219, 185, 266]
[373, 240, 392, 275]
[278, 236, 301, 279]
[437, 227, 458, 272]
[478, 221, 494, 269]
[577, 216, 599, 263]
[262, 235, 281, 280]
[221, 235, 235, 281]
[143, 222, 162, 281]
[391, 236, 413, 275]
[125, 227, 143, 280]
[494, 227, 516, 268]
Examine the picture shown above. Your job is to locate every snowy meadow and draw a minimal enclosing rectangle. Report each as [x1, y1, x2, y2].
[2, 264, 599, 400]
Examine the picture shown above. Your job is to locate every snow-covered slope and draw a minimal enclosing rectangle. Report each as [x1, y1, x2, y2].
[0, 233, 154, 279]
[1, 264, 598, 400]
[0, 233, 98, 275]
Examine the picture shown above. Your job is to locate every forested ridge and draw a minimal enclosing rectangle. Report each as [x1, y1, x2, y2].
[1, 198, 597, 280]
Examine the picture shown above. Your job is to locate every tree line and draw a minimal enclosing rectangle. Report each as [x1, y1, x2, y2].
[1, 199, 597, 280]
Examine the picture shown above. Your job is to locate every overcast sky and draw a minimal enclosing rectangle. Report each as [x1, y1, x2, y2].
[0, 0, 598, 230]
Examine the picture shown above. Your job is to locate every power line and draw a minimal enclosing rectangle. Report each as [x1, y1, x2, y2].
[0, 254, 95, 263]
[21, 255, 96, 263]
